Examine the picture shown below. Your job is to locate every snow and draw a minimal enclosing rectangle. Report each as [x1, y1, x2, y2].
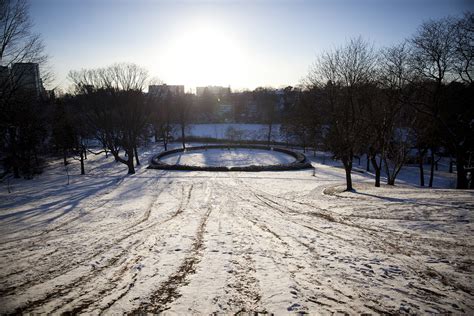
[0, 143, 473, 314]
[160, 148, 295, 167]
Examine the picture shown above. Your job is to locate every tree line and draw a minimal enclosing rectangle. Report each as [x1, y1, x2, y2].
[286, 13, 472, 190]
[0, 0, 472, 190]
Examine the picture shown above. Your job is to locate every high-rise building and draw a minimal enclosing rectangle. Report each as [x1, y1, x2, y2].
[11, 63, 43, 96]
[0, 62, 47, 99]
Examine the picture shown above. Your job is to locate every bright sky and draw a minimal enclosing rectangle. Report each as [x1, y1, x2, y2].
[30, 0, 471, 92]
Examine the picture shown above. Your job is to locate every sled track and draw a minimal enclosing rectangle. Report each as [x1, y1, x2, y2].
[3, 182, 199, 312]
[135, 199, 211, 312]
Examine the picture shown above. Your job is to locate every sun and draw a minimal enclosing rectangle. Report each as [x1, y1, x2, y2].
[160, 22, 247, 89]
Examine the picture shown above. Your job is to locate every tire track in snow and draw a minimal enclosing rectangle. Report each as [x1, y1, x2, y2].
[231, 177, 472, 313]
[0, 181, 168, 297]
[0, 174, 136, 248]
[135, 205, 213, 313]
[224, 178, 413, 313]
[2, 182, 195, 313]
[48, 183, 198, 314]
[227, 188, 349, 313]
[218, 178, 337, 313]
[83, 184, 196, 314]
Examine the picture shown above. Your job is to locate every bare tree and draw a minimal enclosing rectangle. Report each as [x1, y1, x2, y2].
[453, 12, 473, 84]
[384, 128, 412, 185]
[308, 37, 377, 191]
[409, 15, 474, 189]
[0, 0, 46, 66]
[366, 43, 414, 187]
[68, 63, 150, 174]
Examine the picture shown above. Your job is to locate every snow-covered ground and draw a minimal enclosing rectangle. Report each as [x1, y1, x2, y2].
[160, 148, 295, 167]
[0, 143, 473, 314]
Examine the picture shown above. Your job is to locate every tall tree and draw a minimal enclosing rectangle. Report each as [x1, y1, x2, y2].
[69, 63, 150, 174]
[308, 37, 377, 191]
[367, 43, 414, 187]
[409, 14, 474, 189]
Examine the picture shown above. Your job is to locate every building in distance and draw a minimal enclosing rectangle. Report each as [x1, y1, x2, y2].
[148, 84, 185, 97]
[0, 62, 47, 98]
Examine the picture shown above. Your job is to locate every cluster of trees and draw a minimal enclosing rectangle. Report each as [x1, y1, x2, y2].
[282, 13, 473, 190]
[62, 63, 196, 174]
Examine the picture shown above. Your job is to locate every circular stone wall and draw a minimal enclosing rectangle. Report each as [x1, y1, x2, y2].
[148, 145, 313, 171]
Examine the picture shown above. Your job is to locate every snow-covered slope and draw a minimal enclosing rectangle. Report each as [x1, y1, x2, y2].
[0, 144, 472, 314]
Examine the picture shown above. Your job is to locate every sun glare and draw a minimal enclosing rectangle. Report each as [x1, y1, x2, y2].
[161, 23, 247, 89]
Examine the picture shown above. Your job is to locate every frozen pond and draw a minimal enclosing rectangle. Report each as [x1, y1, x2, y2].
[160, 148, 295, 167]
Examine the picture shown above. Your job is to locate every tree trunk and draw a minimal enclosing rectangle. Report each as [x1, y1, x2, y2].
[127, 149, 135, 174]
[134, 146, 140, 165]
[370, 156, 381, 187]
[449, 158, 453, 173]
[384, 158, 395, 186]
[80, 148, 85, 175]
[429, 149, 435, 188]
[419, 150, 425, 187]
[342, 157, 353, 191]
[267, 123, 273, 146]
[366, 155, 370, 172]
[455, 152, 467, 189]
[181, 125, 186, 149]
[375, 168, 380, 187]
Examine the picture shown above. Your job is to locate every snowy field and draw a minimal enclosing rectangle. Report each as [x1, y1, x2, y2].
[0, 143, 473, 314]
[160, 148, 295, 167]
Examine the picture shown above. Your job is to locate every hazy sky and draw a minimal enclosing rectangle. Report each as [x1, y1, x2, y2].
[30, 0, 472, 92]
